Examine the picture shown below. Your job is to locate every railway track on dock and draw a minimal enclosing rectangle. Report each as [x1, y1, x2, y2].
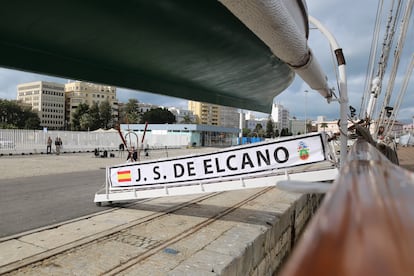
[2, 187, 273, 275]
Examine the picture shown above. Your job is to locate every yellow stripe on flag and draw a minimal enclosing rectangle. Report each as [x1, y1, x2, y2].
[117, 170, 131, 182]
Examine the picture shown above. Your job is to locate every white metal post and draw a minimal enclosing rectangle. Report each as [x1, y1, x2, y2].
[309, 16, 348, 166]
[304, 90, 308, 134]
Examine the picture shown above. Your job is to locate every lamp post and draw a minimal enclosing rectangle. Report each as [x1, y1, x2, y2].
[304, 90, 308, 134]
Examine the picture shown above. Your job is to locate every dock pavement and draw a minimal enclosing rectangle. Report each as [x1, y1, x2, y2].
[0, 147, 220, 180]
[397, 146, 414, 172]
[0, 146, 412, 274]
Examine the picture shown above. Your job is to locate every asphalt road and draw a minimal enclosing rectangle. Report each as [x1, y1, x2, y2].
[0, 170, 113, 238]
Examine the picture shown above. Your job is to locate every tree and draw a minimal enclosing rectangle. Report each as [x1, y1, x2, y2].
[253, 123, 263, 133]
[274, 128, 280, 137]
[306, 122, 312, 133]
[140, 108, 176, 124]
[88, 102, 101, 130]
[99, 101, 113, 129]
[24, 114, 41, 129]
[252, 123, 265, 137]
[180, 114, 193, 124]
[71, 103, 89, 130]
[122, 99, 140, 124]
[242, 128, 251, 137]
[265, 118, 274, 138]
[0, 99, 40, 129]
[79, 113, 92, 130]
[320, 122, 328, 132]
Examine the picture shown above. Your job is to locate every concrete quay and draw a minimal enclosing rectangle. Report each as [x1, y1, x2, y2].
[0, 146, 412, 274]
[397, 146, 414, 172]
[0, 146, 323, 275]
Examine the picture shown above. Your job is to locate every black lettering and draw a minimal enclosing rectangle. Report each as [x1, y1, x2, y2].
[241, 153, 254, 169]
[256, 150, 270, 166]
[226, 155, 237, 170]
[203, 159, 213, 174]
[187, 161, 196, 176]
[215, 158, 225, 172]
[153, 166, 161, 180]
[135, 168, 142, 182]
[274, 147, 289, 163]
[174, 163, 185, 178]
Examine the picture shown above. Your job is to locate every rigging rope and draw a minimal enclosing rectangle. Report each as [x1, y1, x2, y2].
[384, 54, 414, 138]
[365, 1, 397, 121]
[360, 0, 385, 118]
[376, 0, 413, 137]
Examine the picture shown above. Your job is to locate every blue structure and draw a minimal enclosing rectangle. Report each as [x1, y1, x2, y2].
[237, 137, 265, 145]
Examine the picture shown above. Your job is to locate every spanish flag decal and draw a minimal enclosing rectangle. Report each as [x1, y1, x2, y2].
[117, 170, 131, 182]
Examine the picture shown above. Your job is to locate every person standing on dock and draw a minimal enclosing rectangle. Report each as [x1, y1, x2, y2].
[46, 136, 52, 154]
[55, 136, 62, 155]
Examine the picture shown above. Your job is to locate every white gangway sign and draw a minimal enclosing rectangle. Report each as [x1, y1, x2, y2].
[94, 133, 338, 204]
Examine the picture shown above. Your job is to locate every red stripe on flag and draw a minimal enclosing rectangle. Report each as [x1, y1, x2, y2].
[118, 170, 130, 175]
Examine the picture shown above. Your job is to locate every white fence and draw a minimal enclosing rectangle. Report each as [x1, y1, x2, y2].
[0, 129, 202, 155]
[0, 128, 242, 155]
[0, 129, 122, 154]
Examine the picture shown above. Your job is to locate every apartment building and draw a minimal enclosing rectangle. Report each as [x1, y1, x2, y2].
[188, 101, 220, 125]
[220, 105, 240, 128]
[271, 103, 290, 131]
[17, 81, 65, 130]
[65, 81, 118, 127]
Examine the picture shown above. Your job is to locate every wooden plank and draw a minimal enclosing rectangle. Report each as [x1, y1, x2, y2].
[280, 139, 414, 275]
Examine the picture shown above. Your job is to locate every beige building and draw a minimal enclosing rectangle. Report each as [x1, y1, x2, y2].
[188, 101, 239, 127]
[17, 81, 65, 130]
[188, 101, 220, 125]
[65, 81, 118, 127]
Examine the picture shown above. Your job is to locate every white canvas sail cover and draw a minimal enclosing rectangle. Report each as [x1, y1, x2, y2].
[219, 0, 332, 99]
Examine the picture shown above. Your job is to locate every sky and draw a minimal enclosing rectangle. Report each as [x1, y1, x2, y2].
[0, 0, 413, 123]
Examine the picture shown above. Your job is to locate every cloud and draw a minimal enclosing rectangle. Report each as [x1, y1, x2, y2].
[274, 0, 414, 121]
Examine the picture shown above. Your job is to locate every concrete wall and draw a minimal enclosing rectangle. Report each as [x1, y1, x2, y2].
[169, 192, 323, 275]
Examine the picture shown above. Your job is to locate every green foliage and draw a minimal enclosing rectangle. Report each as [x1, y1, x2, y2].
[254, 123, 262, 132]
[242, 128, 251, 137]
[120, 99, 141, 124]
[24, 114, 41, 129]
[140, 108, 176, 124]
[71, 101, 113, 130]
[99, 101, 113, 129]
[180, 114, 193, 124]
[89, 102, 101, 130]
[265, 118, 274, 138]
[79, 113, 92, 130]
[0, 99, 40, 129]
[251, 123, 265, 137]
[71, 103, 89, 130]
[306, 122, 312, 133]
